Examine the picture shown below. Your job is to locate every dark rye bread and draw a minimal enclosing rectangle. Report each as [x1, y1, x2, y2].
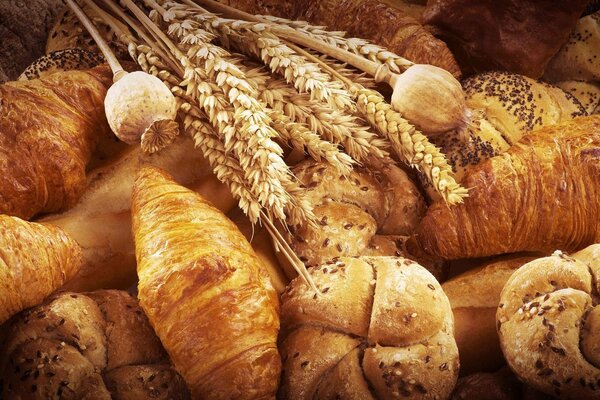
[0, 0, 65, 82]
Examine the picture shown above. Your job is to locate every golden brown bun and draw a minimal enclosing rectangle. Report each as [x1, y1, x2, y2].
[104, 365, 190, 400]
[442, 256, 535, 375]
[279, 256, 459, 399]
[423, 0, 589, 78]
[497, 246, 600, 400]
[42, 136, 235, 292]
[556, 80, 600, 115]
[0, 215, 82, 325]
[0, 290, 188, 399]
[0, 66, 112, 220]
[220, 0, 461, 77]
[417, 115, 600, 260]
[431, 72, 587, 188]
[544, 12, 600, 83]
[451, 368, 522, 400]
[132, 165, 280, 399]
[287, 159, 430, 269]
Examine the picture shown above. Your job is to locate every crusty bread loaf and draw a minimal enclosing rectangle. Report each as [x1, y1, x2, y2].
[423, 0, 589, 78]
[544, 11, 600, 83]
[0, 215, 83, 325]
[431, 72, 587, 187]
[497, 245, 600, 400]
[442, 256, 536, 375]
[132, 166, 281, 399]
[0, 290, 189, 399]
[279, 256, 459, 399]
[286, 159, 433, 271]
[418, 115, 600, 260]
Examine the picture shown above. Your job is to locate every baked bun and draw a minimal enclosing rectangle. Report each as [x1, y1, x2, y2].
[19, 49, 103, 80]
[431, 72, 587, 186]
[0, 290, 189, 399]
[556, 80, 600, 115]
[279, 256, 459, 399]
[497, 245, 600, 399]
[450, 368, 522, 400]
[287, 159, 433, 272]
[443, 256, 536, 375]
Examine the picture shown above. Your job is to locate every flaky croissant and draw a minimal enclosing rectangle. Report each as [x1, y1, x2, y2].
[0, 66, 112, 220]
[132, 166, 281, 399]
[417, 115, 600, 260]
[0, 215, 83, 325]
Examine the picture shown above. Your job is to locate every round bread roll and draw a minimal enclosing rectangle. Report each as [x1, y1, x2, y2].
[443, 256, 536, 375]
[279, 256, 459, 399]
[450, 368, 522, 400]
[0, 290, 189, 399]
[285, 159, 434, 274]
[497, 245, 600, 399]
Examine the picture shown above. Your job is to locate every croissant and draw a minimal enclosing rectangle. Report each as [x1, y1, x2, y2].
[0, 66, 112, 219]
[497, 246, 600, 399]
[132, 166, 281, 399]
[219, 0, 461, 77]
[0, 215, 82, 325]
[417, 115, 600, 260]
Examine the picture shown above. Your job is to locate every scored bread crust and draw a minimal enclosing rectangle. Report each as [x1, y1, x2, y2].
[497, 245, 600, 399]
[279, 256, 459, 399]
[417, 115, 600, 260]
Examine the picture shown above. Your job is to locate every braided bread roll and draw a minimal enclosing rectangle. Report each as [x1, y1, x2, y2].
[132, 166, 280, 399]
[0, 67, 112, 220]
[418, 115, 600, 260]
[279, 256, 459, 399]
[0, 290, 189, 399]
[497, 245, 600, 399]
[0, 215, 82, 325]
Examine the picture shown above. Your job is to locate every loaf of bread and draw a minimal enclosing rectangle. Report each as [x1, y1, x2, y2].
[0, 215, 83, 325]
[19, 49, 104, 80]
[544, 11, 600, 83]
[497, 245, 600, 399]
[0, 66, 112, 220]
[430, 72, 587, 187]
[443, 256, 536, 375]
[279, 256, 459, 399]
[42, 136, 235, 292]
[0, 290, 189, 399]
[418, 115, 600, 260]
[423, 0, 589, 78]
[219, 0, 461, 77]
[132, 166, 281, 399]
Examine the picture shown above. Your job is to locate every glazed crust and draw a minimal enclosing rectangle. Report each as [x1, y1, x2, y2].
[132, 166, 280, 399]
[0, 67, 112, 219]
[497, 246, 600, 399]
[279, 256, 459, 400]
[0, 215, 82, 325]
[220, 0, 461, 77]
[418, 115, 600, 260]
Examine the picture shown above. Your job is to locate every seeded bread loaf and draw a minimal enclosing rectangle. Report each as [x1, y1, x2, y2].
[0, 290, 189, 399]
[497, 246, 600, 399]
[279, 256, 459, 399]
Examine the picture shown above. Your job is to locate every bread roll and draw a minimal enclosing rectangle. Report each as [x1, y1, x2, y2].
[450, 368, 522, 400]
[132, 166, 280, 399]
[555, 80, 600, 115]
[497, 245, 600, 399]
[431, 72, 587, 186]
[286, 159, 431, 270]
[443, 256, 535, 375]
[19, 49, 104, 80]
[418, 115, 600, 260]
[0, 215, 83, 325]
[0, 290, 189, 399]
[423, 0, 589, 78]
[279, 256, 459, 399]
[544, 11, 600, 83]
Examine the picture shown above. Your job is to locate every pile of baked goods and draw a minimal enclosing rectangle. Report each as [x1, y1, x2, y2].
[0, 0, 599, 399]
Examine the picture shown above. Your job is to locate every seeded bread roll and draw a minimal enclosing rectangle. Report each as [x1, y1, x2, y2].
[497, 245, 600, 400]
[556, 80, 600, 115]
[431, 72, 587, 187]
[279, 256, 459, 399]
[19, 49, 104, 81]
[0, 290, 189, 399]
[443, 256, 536, 375]
[286, 159, 434, 273]
[544, 11, 600, 83]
